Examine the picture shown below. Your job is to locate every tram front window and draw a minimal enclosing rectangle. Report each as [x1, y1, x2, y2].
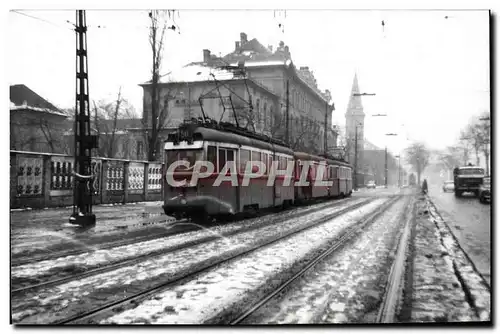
[166, 150, 204, 168]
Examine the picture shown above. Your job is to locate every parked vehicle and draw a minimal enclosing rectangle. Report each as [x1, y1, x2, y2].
[453, 165, 485, 197]
[366, 181, 376, 189]
[442, 180, 455, 192]
[479, 176, 491, 204]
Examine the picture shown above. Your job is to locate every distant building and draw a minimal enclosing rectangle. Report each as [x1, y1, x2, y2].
[344, 74, 366, 186]
[140, 32, 338, 157]
[10, 84, 69, 154]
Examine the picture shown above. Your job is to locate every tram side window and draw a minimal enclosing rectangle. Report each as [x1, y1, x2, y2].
[218, 148, 227, 172]
[262, 153, 268, 174]
[226, 149, 235, 170]
[207, 146, 217, 168]
[240, 149, 250, 173]
[252, 151, 261, 166]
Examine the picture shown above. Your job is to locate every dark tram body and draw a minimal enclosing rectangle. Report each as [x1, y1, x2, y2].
[162, 121, 352, 221]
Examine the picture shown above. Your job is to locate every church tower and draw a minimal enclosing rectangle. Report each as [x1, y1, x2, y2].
[345, 73, 365, 184]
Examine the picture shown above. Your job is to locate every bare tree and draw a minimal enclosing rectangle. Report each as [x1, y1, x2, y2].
[145, 10, 174, 161]
[457, 131, 473, 166]
[478, 111, 491, 175]
[439, 146, 462, 174]
[334, 124, 352, 161]
[92, 89, 138, 158]
[463, 122, 483, 165]
[405, 141, 430, 186]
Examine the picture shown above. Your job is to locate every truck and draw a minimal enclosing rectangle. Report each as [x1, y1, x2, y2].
[453, 165, 485, 197]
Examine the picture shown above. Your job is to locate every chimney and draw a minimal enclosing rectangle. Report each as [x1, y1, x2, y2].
[268, 45, 273, 52]
[203, 49, 210, 62]
[240, 32, 247, 45]
[235, 41, 240, 50]
[284, 45, 290, 57]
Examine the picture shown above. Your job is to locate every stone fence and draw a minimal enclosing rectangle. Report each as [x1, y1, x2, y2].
[10, 150, 164, 209]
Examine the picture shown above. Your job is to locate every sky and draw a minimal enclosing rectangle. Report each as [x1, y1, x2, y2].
[7, 8, 490, 156]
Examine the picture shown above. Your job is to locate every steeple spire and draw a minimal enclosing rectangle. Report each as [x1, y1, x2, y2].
[346, 72, 364, 116]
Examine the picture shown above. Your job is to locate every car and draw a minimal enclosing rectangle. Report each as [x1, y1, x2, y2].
[442, 180, 455, 192]
[479, 177, 491, 204]
[366, 181, 376, 189]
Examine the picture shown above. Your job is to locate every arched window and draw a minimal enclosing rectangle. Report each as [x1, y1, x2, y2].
[263, 102, 268, 130]
[269, 105, 274, 128]
[256, 98, 261, 123]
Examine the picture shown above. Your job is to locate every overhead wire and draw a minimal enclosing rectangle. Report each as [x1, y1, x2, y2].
[11, 10, 74, 31]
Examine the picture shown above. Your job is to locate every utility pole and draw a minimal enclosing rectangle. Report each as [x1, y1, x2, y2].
[70, 10, 98, 227]
[324, 101, 328, 155]
[384, 146, 388, 188]
[285, 79, 290, 146]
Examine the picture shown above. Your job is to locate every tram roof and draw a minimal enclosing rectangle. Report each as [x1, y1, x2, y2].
[188, 126, 294, 155]
[294, 151, 351, 167]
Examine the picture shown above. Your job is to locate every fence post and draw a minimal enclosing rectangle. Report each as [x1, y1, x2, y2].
[10, 151, 17, 208]
[143, 162, 149, 200]
[123, 161, 130, 204]
[101, 159, 109, 204]
[43, 154, 52, 208]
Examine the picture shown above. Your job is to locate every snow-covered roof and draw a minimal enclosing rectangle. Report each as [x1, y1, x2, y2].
[10, 103, 67, 116]
[10, 84, 67, 117]
[228, 59, 291, 68]
[158, 64, 238, 84]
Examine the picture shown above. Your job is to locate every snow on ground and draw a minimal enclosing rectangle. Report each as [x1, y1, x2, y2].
[426, 201, 490, 321]
[240, 195, 410, 324]
[12, 197, 369, 324]
[13, 197, 362, 281]
[410, 197, 479, 322]
[427, 185, 490, 284]
[98, 198, 389, 324]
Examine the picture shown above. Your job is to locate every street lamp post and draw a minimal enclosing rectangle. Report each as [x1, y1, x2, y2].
[351, 92, 377, 190]
[394, 154, 401, 187]
[384, 133, 398, 188]
[353, 121, 362, 191]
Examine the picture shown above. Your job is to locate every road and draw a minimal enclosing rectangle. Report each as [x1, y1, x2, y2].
[427, 184, 491, 284]
[10, 187, 490, 324]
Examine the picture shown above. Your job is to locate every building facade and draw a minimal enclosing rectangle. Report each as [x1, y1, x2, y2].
[140, 32, 338, 158]
[223, 33, 337, 154]
[10, 84, 69, 154]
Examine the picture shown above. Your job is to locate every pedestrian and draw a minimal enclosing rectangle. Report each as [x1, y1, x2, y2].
[422, 179, 428, 194]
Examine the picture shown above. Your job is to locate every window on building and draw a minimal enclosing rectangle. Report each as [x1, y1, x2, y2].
[256, 99, 261, 123]
[269, 105, 274, 128]
[137, 141, 144, 160]
[263, 102, 268, 130]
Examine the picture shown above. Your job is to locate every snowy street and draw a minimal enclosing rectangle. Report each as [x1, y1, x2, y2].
[427, 183, 491, 285]
[10, 187, 491, 324]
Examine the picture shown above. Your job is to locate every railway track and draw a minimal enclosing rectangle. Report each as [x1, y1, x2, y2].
[44, 197, 382, 324]
[12, 197, 364, 293]
[376, 196, 415, 323]
[229, 195, 403, 324]
[11, 217, 190, 267]
[12, 196, 352, 267]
